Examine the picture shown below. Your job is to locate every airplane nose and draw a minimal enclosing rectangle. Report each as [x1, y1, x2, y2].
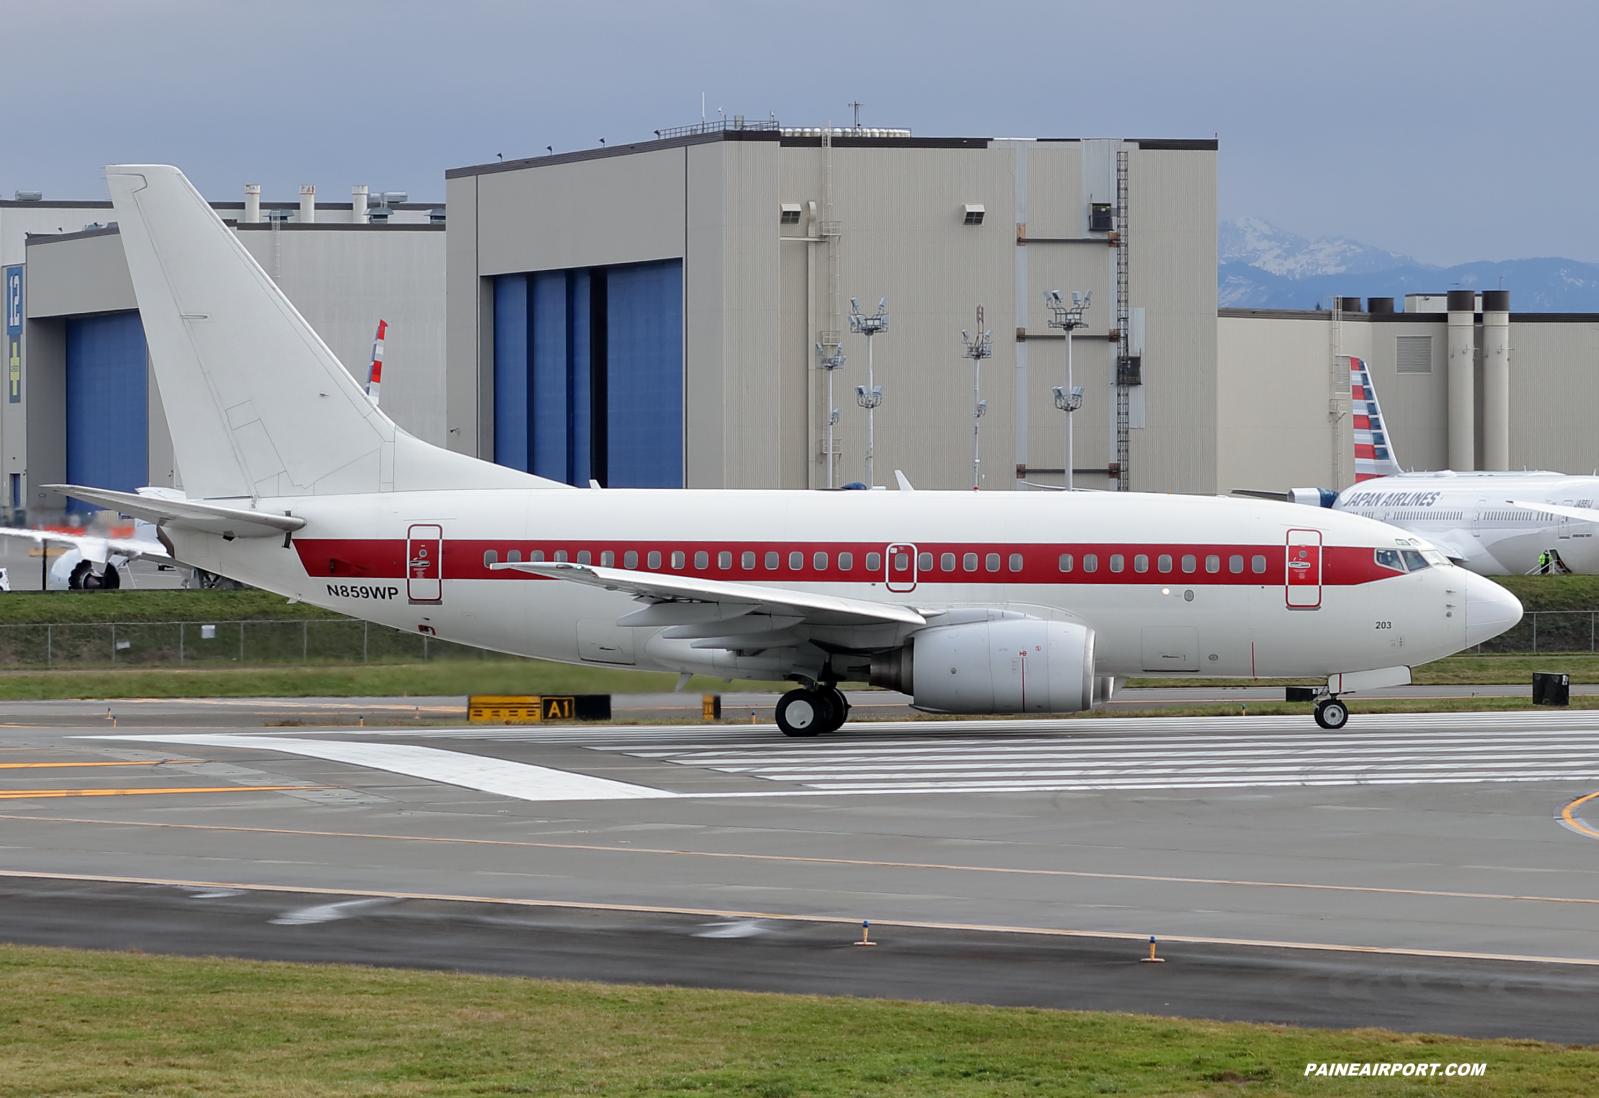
[1463, 572, 1523, 647]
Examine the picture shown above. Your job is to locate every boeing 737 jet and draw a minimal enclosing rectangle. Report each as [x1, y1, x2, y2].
[1283, 357, 1599, 576]
[49, 166, 1521, 733]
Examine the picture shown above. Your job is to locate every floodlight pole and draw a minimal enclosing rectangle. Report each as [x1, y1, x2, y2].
[1046, 290, 1091, 489]
[849, 297, 888, 487]
[961, 306, 993, 490]
[815, 341, 847, 488]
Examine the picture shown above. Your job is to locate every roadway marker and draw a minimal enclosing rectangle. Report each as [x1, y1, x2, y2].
[1141, 935, 1164, 962]
[855, 919, 877, 946]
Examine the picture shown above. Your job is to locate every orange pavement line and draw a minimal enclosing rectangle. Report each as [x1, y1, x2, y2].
[0, 787, 328, 800]
[1, 811, 1595, 908]
[2, 867, 1597, 969]
[1561, 791, 1599, 840]
[0, 760, 184, 769]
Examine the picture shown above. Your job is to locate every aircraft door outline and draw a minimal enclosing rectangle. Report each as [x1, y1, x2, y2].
[886, 543, 917, 593]
[407, 524, 443, 603]
[1285, 528, 1323, 610]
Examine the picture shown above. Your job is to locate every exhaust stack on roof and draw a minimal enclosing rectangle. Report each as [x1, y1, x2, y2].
[352, 185, 368, 224]
[1482, 290, 1510, 471]
[243, 184, 260, 223]
[1447, 289, 1476, 471]
[299, 184, 315, 223]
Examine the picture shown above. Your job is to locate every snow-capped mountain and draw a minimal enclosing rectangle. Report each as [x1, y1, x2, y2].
[1218, 217, 1599, 311]
[1218, 216, 1421, 279]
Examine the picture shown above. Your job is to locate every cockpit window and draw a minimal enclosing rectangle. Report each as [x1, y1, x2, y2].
[1421, 549, 1450, 567]
[1402, 549, 1430, 572]
[1375, 548, 1406, 573]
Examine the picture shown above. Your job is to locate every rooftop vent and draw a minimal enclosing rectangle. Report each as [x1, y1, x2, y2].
[428, 208, 446, 224]
[13, 191, 42, 202]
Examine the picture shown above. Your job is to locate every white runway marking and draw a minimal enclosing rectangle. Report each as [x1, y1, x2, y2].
[87, 734, 677, 802]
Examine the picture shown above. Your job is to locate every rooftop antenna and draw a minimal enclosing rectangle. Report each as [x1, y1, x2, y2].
[1045, 289, 1091, 489]
[849, 296, 889, 487]
[961, 305, 993, 490]
[849, 100, 864, 131]
[815, 340, 847, 488]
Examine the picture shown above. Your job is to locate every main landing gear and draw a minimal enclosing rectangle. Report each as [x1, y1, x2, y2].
[775, 684, 851, 738]
[1313, 697, 1349, 730]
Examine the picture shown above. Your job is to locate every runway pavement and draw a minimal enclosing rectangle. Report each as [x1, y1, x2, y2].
[3, 706, 1599, 1040]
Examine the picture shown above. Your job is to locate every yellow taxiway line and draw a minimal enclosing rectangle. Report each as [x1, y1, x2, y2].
[0, 760, 184, 769]
[1560, 790, 1599, 840]
[2, 866, 1597, 969]
[0, 787, 327, 800]
[2, 810, 1597, 908]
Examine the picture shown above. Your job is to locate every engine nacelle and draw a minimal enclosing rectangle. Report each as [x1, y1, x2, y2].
[871, 619, 1095, 714]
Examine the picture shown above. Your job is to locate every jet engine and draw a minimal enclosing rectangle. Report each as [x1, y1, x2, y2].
[870, 619, 1095, 714]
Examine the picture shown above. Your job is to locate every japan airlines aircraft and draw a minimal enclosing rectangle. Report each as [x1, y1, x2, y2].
[49, 166, 1522, 734]
[0, 515, 169, 589]
[1284, 357, 1599, 576]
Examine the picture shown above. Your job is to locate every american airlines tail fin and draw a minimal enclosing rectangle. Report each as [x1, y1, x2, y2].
[106, 165, 565, 500]
[1349, 356, 1403, 482]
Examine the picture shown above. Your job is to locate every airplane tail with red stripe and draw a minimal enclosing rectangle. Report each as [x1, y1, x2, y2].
[1349, 356, 1403, 482]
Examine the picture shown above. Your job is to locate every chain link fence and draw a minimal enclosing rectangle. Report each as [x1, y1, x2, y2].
[1469, 611, 1599, 654]
[0, 620, 513, 668]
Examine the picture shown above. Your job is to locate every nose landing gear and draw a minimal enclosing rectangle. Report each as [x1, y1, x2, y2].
[775, 684, 851, 737]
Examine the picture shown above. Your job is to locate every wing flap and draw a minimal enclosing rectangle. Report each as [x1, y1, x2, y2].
[490, 561, 927, 628]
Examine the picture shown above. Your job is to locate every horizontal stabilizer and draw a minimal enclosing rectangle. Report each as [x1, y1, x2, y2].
[490, 561, 927, 628]
[44, 485, 305, 539]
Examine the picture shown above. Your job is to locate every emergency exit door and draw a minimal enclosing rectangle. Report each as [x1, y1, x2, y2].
[885, 543, 917, 593]
[407, 524, 443, 603]
[1285, 529, 1322, 609]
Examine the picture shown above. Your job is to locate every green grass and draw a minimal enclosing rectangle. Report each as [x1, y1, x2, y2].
[0, 944, 1590, 1097]
[0, 588, 344, 624]
[1487, 573, 1599, 612]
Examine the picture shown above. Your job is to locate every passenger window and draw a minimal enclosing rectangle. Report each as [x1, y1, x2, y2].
[1134, 554, 1148, 573]
[985, 553, 1001, 572]
[601, 550, 615, 567]
[942, 552, 956, 571]
[963, 553, 978, 571]
[866, 552, 882, 571]
[507, 550, 521, 563]
[1158, 554, 1172, 573]
[1402, 549, 1429, 571]
[671, 550, 685, 569]
[647, 551, 661, 569]
[765, 551, 779, 570]
[695, 551, 709, 569]
[1181, 554, 1196, 573]
[742, 550, 755, 570]
[918, 552, 933, 571]
[1251, 554, 1266, 574]
[555, 550, 568, 563]
[814, 551, 829, 570]
[1008, 553, 1023, 572]
[577, 550, 591, 565]
[838, 552, 853, 570]
[624, 551, 638, 569]
[1229, 554, 1243, 573]
[790, 551, 804, 570]
[1058, 553, 1073, 572]
[483, 550, 498, 566]
[719, 551, 732, 569]
[1205, 554, 1220, 573]
[1083, 553, 1098, 572]
[1110, 554, 1124, 573]
[530, 550, 544, 562]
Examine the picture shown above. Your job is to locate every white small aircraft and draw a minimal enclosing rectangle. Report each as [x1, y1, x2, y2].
[46, 165, 1522, 733]
[0, 513, 169, 589]
[1276, 357, 1599, 576]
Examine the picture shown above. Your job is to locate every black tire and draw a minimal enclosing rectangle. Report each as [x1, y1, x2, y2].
[776, 689, 826, 738]
[821, 685, 850, 733]
[98, 563, 120, 590]
[1314, 699, 1349, 730]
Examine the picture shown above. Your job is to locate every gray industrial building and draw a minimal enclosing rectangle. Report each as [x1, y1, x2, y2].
[1, 190, 444, 520]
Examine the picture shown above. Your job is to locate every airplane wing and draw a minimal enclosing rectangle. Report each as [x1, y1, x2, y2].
[490, 561, 927, 629]
[1508, 500, 1599, 524]
[44, 485, 306, 539]
[0, 526, 171, 564]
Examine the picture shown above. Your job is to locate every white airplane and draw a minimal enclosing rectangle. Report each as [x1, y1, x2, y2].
[48, 165, 1522, 733]
[1279, 357, 1599, 576]
[0, 513, 170, 590]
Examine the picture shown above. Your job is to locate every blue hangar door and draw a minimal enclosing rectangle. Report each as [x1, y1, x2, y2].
[65, 311, 149, 505]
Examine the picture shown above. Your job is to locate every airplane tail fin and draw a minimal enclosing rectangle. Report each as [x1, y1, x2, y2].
[106, 165, 564, 500]
[1349, 356, 1403, 482]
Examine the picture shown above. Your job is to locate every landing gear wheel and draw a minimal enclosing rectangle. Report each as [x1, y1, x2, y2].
[1314, 698, 1349, 730]
[776, 689, 827, 738]
[820, 685, 850, 733]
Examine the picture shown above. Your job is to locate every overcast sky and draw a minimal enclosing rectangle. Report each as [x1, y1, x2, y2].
[3, 0, 1591, 267]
